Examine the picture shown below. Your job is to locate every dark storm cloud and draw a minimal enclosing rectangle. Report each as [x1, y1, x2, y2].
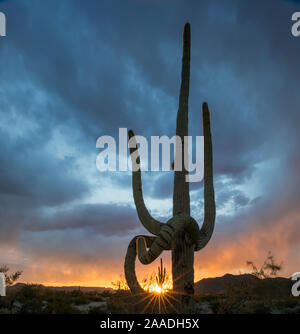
[0, 0, 285, 183]
[0, 131, 88, 204]
[24, 203, 141, 237]
[0, 0, 300, 280]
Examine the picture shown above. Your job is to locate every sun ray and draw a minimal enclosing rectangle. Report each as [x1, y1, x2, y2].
[142, 293, 157, 314]
[162, 293, 178, 313]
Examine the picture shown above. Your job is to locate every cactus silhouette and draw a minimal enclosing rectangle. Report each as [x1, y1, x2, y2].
[156, 258, 166, 290]
[124, 23, 216, 313]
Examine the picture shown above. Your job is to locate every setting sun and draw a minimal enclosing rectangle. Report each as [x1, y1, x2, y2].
[141, 271, 173, 295]
[150, 284, 164, 294]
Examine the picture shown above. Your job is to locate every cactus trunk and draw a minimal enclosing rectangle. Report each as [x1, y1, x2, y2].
[172, 23, 194, 313]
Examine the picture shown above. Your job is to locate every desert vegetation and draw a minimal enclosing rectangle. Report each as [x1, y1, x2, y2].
[0, 264, 22, 287]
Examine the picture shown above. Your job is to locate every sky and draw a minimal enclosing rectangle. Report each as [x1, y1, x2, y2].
[0, 0, 300, 287]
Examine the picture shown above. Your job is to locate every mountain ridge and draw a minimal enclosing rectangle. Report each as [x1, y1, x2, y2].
[194, 273, 291, 295]
[8, 283, 114, 293]
[7, 273, 291, 295]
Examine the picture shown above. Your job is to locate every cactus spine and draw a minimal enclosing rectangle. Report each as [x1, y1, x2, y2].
[124, 23, 216, 313]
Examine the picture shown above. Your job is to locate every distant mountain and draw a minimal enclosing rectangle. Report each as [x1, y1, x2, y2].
[8, 283, 114, 294]
[194, 273, 291, 295]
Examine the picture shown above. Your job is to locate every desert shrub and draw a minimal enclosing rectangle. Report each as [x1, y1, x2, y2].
[247, 251, 282, 279]
[111, 275, 129, 291]
[101, 290, 113, 298]
[107, 292, 135, 313]
[86, 291, 103, 302]
[42, 299, 80, 314]
[88, 306, 107, 314]
[0, 265, 22, 286]
[195, 293, 224, 303]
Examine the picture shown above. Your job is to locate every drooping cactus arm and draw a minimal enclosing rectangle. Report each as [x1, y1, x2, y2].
[195, 103, 216, 251]
[124, 235, 156, 294]
[173, 22, 191, 216]
[128, 130, 164, 236]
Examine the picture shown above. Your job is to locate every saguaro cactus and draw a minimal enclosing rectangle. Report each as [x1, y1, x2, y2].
[156, 258, 166, 290]
[124, 23, 215, 313]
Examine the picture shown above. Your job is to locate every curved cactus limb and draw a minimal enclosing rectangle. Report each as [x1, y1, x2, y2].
[194, 102, 216, 251]
[128, 130, 164, 236]
[124, 235, 156, 294]
[136, 214, 200, 265]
